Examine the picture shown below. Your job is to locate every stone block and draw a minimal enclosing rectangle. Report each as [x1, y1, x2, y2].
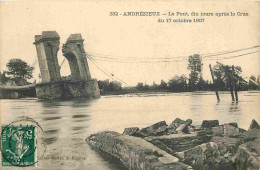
[211, 129, 260, 157]
[67, 34, 83, 41]
[232, 138, 260, 170]
[212, 126, 224, 136]
[167, 128, 178, 135]
[167, 118, 186, 130]
[145, 132, 211, 152]
[176, 142, 219, 170]
[35, 79, 100, 99]
[193, 125, 203, 131]
[123, 127, 139, 136]
[86, 131, 192, 170]
[176, 119, 192, 134]
[228, 122, 238, 128]
[218, 156, 235, 170]
[167, 118, 194, 134]
[238, 128, 246, 133]
[240, 129, 260, 143]
[223, 124, 240, 137]
[210, 136, 240, 156]
[131, 131, 150, 138]
[42, 31, 60, 39]
[249, 119, 260, 131]
[177, 141, 237, 170]
[201, 120, 219, 128]
[140, 121, 168, 136]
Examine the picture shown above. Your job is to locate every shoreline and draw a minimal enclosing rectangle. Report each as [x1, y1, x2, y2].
[1, 90, 259, 99]
[101, 90, 260, 96]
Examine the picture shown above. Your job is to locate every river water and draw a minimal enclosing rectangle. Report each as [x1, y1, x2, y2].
[0, 91, 259, 169]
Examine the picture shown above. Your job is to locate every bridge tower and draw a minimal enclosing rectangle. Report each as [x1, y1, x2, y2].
[62, 34, 91, 80]
[34, 31, 100, 99]
[34, 31, 61, 83]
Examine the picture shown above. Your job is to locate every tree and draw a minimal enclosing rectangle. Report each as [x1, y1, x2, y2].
[158, 80, 168, 90]
[6, 59, 34, 79]
[168, 75, 187, 92]
[109, 81, 122, 91]
[98, 80, 122, 92]
[212, 62, 226, 89]
[136, 82, 144, 91]
[187, 54, 203, 89]
[0, 71, 10, 84]
[212, 62, 247, 90]
[98, 80, 110, 92]
[136, 82, 150, 91]
[150, 81, 158, 90]
[196, 77, 208, 90]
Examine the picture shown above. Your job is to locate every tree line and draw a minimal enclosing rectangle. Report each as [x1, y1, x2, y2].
[135, 55, 259, 92]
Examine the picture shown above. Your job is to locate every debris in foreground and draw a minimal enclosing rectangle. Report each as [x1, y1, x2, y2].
[87, 119, 260, 170]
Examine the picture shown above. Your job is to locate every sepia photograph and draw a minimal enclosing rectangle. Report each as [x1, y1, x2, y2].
[0, 0, 259, 169]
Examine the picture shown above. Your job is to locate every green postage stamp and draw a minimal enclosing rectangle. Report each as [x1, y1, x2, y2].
[1, 125, 36, 167]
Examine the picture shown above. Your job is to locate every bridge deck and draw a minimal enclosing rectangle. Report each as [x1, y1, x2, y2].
[0, 84, 36, 91]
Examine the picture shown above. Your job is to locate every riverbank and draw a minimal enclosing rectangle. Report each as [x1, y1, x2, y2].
[100, 90, 260, 96]
[87, 118, 260, 170]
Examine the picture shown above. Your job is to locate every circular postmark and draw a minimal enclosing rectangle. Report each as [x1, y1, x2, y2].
[0, 116, 46, 167]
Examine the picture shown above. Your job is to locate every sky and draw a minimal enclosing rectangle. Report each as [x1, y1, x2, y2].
[0, 0, 259, 86]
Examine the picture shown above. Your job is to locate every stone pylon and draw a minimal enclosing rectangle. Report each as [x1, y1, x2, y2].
[34, 31, 61, 83]
[62, 34, 91, 80]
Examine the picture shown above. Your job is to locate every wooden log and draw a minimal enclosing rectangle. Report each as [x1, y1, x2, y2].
[176, 119, 192, 134]
[226, 66, 235, 101]
[209, 64, 220, 101]
[232, 65, 238, 101]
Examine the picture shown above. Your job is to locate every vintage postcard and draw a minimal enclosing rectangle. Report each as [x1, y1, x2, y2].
[0, 0, 259, 169]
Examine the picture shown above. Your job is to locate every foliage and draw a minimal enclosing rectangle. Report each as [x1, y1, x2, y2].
[168, 75, 187, 92]
[158, 80, 168, 90]
[196, 77, 210, 90]
[136, 82, 150, 91]
[0, 71, 10, 84]
[98, 80, 122, 92]
[6, 59, 34, 79]
[187, 54, 203, 88]
[212, 63, 226, 89]
[133, 61, 253, 92]
[109, 81, 123, 91]
[212, 62, 247, 90]
[136, 82, 144, 91]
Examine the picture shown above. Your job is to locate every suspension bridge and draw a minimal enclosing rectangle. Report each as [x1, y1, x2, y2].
[0, 31, 259, 99]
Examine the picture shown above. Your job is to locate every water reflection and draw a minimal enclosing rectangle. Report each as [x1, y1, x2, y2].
[43, 116, 61, 121]
[72, 114, 90, 118]
[41, 110, 58, 114]
[43, 137, 58, 145]
[229, 102, 240, 112]
[72, 126, 87, 131]
[39, 100, 64, 108]
[44, 129, 59, 134]
[70, 98, 98, 108]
